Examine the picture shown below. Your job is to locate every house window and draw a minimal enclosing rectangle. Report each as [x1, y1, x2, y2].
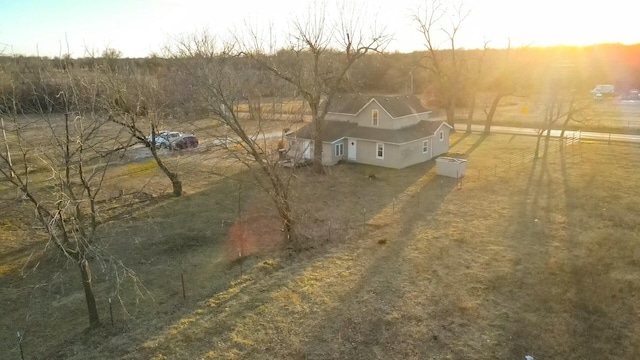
[422, 140, 429, 154]
[372, 110, 379, 126]
[439, 131, 444, 141]
[376, 143, 384, 159]
[335, 143, 344, 157]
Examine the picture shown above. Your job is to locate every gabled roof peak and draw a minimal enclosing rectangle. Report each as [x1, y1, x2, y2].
[330, 94, 429, 118]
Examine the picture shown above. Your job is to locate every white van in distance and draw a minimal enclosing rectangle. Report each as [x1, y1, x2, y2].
[590, 85, 615, 98]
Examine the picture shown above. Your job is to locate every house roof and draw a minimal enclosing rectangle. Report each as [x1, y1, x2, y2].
[290, 120, 448, 144]
[328, 94, 430, 118]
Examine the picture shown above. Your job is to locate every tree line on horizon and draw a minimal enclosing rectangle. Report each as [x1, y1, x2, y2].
[2, 42, 640, 114]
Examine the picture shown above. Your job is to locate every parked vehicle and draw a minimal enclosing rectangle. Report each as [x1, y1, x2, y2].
[170, 135, 199, 150]
[590, 84, 615, 98]
[146, 131, 182, 149]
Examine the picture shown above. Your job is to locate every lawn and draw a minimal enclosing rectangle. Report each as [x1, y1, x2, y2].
[1, 130, 640, 359]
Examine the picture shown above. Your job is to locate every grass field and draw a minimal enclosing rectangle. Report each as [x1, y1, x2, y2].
[460, 95, 640, 134]
[1, 126, 640, 359]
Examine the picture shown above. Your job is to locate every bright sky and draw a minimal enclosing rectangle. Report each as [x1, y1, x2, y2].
[1, 0, 639, 58]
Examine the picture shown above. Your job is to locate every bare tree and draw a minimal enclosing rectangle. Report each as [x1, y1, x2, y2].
[101, 48, 122, 59]
[0, 57, 140, 329]
[533, 65, 588, 159]
[559, 93, 592, 138]
[463, 41, 489, 133]
[482, 42, 531, 134]
[414, 0, 469, 128]
[164, 31, 300, 243]
[241, 3, 388, 173]
[100, 67, 185, 196]
[101, 47, 122, 72]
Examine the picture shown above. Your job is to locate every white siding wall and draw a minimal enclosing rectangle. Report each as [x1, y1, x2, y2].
[432, 126, 451, 156]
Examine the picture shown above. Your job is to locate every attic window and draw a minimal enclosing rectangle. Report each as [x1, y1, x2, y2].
[372, 109, 379, 126]
[439, 131, 444, 141]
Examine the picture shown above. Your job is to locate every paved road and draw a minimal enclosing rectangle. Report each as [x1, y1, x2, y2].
[453, 124, 640, 144]
[126, 123, 639, 162]
[126, 131, 286, 161]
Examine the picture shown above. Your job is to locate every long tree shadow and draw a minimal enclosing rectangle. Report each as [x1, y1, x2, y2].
[22, 158, 447, 359]
[0, 166, 277, 359]
[464, 133, 489, 157]
[131, 160, 450, 358]
[450, 131, 471, 148]
[557, 144, 638, 359]
[493, 142, 640, 359]
[120, 159, 455, 360]
[499, 153, 558, 358]
[298, 174, 458, 359]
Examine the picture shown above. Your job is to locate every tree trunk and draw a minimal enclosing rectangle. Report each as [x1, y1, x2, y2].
[446, 101, 456, 129]
[279, 201, 295, 245]
[149, 146, 182, 196]
[560, 112, 574, 139]
[312, 112, 324, 174]
[79, 259, 100, 329]
[171, 177, 183, 197]
[484, 94, 504, 134]
[466, 95, 476, 133]
[542, 127, 552, 161]
[534, 132, 543, 159]
[261, 165, 296, 246]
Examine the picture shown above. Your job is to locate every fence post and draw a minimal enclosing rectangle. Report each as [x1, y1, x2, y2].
[328, 220, 331, 241]
[181, 272, 186, 300]
[17, 331, 24, 360]
[362, 208, 366, 232]
[392, 197, 395, 217]
[109, 297, 114, 326]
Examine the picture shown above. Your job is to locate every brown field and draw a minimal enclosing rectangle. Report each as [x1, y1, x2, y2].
[462, 95, 640, 134]
[1, 113, 640, 359]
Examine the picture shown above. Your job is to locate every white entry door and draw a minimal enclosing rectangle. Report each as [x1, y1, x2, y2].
[302, 140, 312, 159]
[348, 138, 357, 161]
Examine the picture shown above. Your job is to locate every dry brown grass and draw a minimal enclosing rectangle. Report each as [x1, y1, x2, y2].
[463, 95, 640, 133]
[2, 127, 640, 359]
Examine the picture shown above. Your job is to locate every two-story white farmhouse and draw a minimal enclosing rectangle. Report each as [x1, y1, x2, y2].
[287, 94, 452, 169]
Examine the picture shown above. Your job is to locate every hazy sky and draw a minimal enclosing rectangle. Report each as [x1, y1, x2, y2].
[1, 0, 639, 58]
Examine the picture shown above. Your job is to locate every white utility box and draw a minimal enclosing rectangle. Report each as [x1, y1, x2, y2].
[436, 157, 467, 178]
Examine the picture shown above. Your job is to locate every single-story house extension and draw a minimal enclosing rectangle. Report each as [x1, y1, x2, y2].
[287, 94, 452, 169]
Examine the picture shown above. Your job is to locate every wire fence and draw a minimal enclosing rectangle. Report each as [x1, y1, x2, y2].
[460, 133, 583, 185]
